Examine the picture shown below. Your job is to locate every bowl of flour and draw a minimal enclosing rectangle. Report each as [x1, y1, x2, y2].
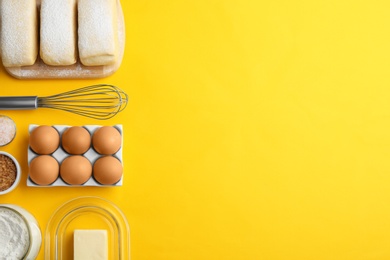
[0, 205, 41, 259]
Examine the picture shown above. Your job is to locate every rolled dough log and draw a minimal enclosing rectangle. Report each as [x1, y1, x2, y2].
[78, 0, 119, 66]
[40, 0, 77, 66]
[0, 0, 38, 67]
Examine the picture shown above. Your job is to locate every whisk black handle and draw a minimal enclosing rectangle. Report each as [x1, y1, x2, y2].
[0, 96, 38, 110]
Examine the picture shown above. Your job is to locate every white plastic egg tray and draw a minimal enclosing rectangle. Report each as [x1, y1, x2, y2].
[27, 124, 123, 187]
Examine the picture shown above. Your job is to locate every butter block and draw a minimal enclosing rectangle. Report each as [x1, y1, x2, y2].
[74, 230, 108, 260]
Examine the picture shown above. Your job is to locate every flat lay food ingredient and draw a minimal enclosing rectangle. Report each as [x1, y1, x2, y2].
[0, 0, 38, 67]
[74, 229, 108, 260]
[78, 0, 118, 66]
[60, 156, 92, 185]
[40, 0, 77, 65]
[93, 156, 123, 185]
[1, 0, 119, 68]
[0, 207, 30, 259]
[0, 154, 16, 191]
[29, 155, 59, 185]
[92, 126, 121, 155]
[0, 116, 16, 146]
[62, 126, 91, 155]
[28, 125, 123, 187]
[29, 125, 60, 154]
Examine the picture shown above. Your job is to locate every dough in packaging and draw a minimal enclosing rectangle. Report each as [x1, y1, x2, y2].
[78, 0, 119, 66]
[0, 0, 38, 67]
[40, 0, 77, 66]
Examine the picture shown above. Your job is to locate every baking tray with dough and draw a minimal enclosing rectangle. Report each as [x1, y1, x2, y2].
[1, 0, 125, 79]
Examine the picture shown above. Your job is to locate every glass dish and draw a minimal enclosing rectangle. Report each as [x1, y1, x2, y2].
[45, 196, 130, 259]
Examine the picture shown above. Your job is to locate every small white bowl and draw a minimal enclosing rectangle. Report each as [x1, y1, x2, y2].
[0, 151, 21, 195]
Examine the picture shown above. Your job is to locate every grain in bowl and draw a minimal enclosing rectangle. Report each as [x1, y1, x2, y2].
[0, 152, 21, 195]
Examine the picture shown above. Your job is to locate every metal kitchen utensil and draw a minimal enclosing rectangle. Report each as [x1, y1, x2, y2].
[0, 84, 128, 120]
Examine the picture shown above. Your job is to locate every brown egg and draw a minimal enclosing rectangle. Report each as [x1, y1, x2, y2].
[29, 155, 59, 185]
[62, 126, 91, 154]
[93, 156, 122, 185]
[92, 126, 121, 155]
[29, 125, 60, 154]
[60, 156, 92, 185]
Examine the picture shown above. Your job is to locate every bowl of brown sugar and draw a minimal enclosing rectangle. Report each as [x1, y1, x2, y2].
[0, 152, 21, 195]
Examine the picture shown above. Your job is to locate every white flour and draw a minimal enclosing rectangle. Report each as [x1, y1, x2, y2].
[0, 207, 30, 259]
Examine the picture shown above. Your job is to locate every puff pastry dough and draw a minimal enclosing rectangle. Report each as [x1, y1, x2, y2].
[40, 0, 77, 66]
[78, 0, 119, 66]
[0, 0, 38, 67]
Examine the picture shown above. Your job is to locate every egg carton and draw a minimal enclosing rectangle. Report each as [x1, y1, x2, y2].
[27, 124, 123, 187]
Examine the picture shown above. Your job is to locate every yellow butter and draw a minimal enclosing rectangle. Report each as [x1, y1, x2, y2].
[74, 229, 108, 260]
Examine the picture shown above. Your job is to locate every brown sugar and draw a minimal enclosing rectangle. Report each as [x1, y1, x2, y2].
[0, 154, 16, 191]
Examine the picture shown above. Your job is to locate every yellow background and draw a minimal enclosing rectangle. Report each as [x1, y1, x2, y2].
[2, 0, 390, 259]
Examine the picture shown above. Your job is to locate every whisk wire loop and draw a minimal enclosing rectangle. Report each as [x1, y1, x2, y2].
[37, 84, 128, 120]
